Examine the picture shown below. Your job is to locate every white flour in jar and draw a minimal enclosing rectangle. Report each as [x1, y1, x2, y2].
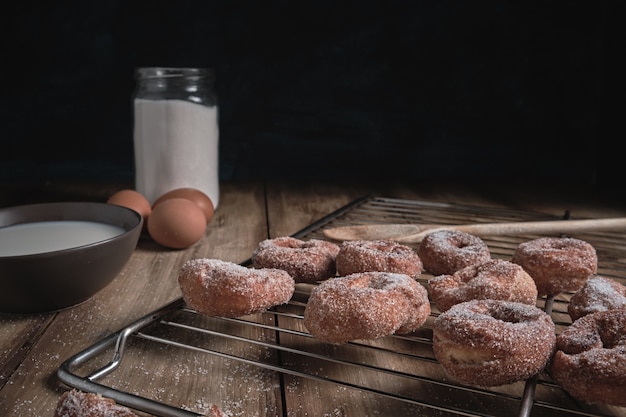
[133, 98, 219, 207]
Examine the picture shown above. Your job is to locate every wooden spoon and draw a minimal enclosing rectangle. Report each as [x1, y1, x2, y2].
[322, 217, 626, 244]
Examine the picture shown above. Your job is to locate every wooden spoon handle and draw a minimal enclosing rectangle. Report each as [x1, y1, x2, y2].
[398, 217, 626, 243]
[451, 217, 626, 235]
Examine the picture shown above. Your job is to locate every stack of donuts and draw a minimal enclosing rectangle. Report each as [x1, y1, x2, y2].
[176, 228, 626, 407]
[425, 231, 625, 405]
[178, 237, 432, 344]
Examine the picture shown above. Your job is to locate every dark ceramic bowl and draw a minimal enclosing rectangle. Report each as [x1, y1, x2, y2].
[0, 202, 143, 314]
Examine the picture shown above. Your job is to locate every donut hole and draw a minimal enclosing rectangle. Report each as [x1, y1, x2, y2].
[596, 320, 624, 349]
[550, 241, 571, 251]
[489, 304, 533, 324]
[600, 337, 618, 349]
[449, 235, 484, 251]
[370, 274, 398, 289]
[347, 273, 404, 291]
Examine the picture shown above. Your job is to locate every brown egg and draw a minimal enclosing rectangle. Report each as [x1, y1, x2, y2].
[147, 198, 207, 249]
[153, 188, 214, 223]
[107, 189, 152, 221]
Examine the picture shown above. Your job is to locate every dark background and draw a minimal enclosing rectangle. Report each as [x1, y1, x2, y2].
[0, 1, 616, 189]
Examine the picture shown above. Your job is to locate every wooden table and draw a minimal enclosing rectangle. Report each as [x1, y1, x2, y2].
[1, 179, 625, 417]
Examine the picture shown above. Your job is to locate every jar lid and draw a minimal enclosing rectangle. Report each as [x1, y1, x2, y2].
[135, 67, 214, 80]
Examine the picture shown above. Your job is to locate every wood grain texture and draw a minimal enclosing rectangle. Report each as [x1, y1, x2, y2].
[1, 180, 625, 416]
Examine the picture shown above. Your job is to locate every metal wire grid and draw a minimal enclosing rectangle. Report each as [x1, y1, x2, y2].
[57, 196, 626, 417]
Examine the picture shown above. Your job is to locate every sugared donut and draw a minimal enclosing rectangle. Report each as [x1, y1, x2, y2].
[303, 272, 431, 344]
[335, 239, 423, 278]
[568, 276, 626, 321]
[511, 237, 597, 296]
[432, 299, 556, 387]
[178, 258, 295, 317]
[549, 309, 626, 406]
[54, 389, 225, 417]
[54, 389, 138, 417]
[417, 230, 491, 276]
[428, 259, 538, 312]
[251, 237, 340, 283]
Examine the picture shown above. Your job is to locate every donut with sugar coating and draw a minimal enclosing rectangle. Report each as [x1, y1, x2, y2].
[303, 272, 431, 344]
[179, 258, 295, 317]
[252, 237, 340, 283]
[428, 259, 538, 312]
[511, 237, 597, 296]
[549, 309, 626, 406]
[433, 299, 556, 387]
[567, 275, 626, 321]
[418, 230, 491, 276]
[335, 239, 423, 278]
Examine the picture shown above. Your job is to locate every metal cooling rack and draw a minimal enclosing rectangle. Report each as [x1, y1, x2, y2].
[57, 196, 626, 417]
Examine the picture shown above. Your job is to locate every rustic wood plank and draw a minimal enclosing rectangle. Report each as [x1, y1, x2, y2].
[0, 314, 55, 390]
[264, 181, 370, 238]
[1, 180, 626, 417]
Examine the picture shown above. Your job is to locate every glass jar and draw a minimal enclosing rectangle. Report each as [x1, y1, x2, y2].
[132, 67, 220, 208]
